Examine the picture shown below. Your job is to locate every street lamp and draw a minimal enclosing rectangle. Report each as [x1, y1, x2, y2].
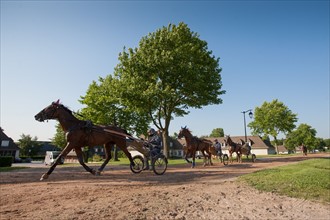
[242, 109, 253, 142]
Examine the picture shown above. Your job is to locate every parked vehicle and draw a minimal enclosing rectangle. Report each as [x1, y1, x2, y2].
[44, 151, 64, 165]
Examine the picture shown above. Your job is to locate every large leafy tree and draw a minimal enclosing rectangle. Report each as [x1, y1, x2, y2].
[285, 123, 317, 151]
[210, 128, 225, 137]
[79, 75, 149, 135]
[114, 22, 225, 157]
[80, 76, 150, 161]
[248, 99, 297, 153]
[18, 134, 41, 157]
[52, 123, 67, 150]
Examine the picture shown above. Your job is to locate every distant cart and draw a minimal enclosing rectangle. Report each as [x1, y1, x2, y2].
[44, 151, 64, 165]
[127, 138, 168, 175]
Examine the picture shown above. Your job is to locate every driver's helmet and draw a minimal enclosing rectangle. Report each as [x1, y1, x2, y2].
[148, 128, 156, 136]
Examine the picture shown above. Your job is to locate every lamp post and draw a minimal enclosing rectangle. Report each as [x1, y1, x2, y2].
[242, 109, 253, 142]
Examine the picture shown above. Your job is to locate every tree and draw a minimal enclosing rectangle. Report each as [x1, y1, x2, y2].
[285, 123, 317, 152]
[18, 134, 41, 157]
[210, 128, 224, 137]
[114, 22, 225, 157]
[80, 76, 149, 135]
[80, 76, 150, 161]
[248, 99, 297, 153]
[52, 123, 67, 149]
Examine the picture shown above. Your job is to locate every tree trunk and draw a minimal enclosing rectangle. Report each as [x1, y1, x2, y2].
[162, 130, 169, 158]
[274, 136, 279, 154]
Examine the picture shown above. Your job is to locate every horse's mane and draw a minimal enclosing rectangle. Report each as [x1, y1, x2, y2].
[58, 104, 74, 115]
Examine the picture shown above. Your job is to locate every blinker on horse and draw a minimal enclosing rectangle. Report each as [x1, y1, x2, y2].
[34, 100, 135, 181]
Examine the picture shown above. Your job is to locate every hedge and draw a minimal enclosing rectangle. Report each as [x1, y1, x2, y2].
[0, 156, 13, 167]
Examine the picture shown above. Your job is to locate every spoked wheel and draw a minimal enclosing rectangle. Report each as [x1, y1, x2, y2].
[222, 154, 229, 166]
[152, 154, 168, 175]
[130, 155, 144, 174]
[252, 154, 256, 163]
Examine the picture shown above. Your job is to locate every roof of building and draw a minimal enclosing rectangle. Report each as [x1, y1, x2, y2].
[0, 127, 20, 150]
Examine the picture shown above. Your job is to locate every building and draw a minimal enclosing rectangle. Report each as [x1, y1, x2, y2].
[0, 128, 20, 159]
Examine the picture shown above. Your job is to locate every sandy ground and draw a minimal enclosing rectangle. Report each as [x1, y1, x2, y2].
[1, 154, 329, 220]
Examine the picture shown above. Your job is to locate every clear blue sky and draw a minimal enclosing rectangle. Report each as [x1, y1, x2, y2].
[1, 0, 329, 142]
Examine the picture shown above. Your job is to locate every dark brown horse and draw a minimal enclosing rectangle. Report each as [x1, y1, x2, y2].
[302, 144, 308, 156]
[178, 126, 213, 168]
[34, 100, 135, 180]
[224, 136, 242, 163]
[240, 140, 257, 162]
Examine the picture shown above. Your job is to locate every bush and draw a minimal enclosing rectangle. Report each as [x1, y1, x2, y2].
[92, 154, 103, 162]
[0, 156, 13, 167]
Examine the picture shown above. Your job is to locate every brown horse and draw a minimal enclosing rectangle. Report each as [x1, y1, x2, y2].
[224, 136, 242, 163]
[302, 144, 308, 156]
[240, 140, 257, 162]
[34, 100, 135, 180]
[178, 126, 213, 168]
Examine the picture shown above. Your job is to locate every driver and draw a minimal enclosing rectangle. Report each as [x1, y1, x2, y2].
[214, 139, 222, 156]
[144, 128, 162, 170]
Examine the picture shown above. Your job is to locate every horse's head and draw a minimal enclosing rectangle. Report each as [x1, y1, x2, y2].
[224, 135, 232, 145]
[178, 126, 189, 139]
[35, 100, 62, 122]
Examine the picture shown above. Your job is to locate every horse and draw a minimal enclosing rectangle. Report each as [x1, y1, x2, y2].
[224, 135, 242, 163]
[178, 126, 213, 168]
[239, 140, 256, 162]
[302, 145, 308, 156]
[34, 100, 135, 180]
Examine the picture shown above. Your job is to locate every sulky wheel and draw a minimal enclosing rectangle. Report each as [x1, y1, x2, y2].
[252, 154, 256, 163]
[223, 154, 229, 166]
[130, 155, 145, 174]
[152, 154, 168, 175]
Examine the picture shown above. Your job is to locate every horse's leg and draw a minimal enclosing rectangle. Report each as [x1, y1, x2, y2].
[74, 146, 98, 175]
[118, 143, 134, 166]
[185, 152, 192, 164]
[40, 142, 73, 181]
[191, 149, 197, 168]
[201, 151, 207, 167]
[229, 151, 233, 164]
[97, 143, 112, 174]
[207, 149, 213, 166]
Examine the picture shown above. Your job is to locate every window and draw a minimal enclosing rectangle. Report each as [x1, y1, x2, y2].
[1, 140, 9, 147]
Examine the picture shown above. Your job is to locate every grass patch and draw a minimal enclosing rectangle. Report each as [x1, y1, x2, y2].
[239, 158, 330, 204]
[0, 167, 29, 172]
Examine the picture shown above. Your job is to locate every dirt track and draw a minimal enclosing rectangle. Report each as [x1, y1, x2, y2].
[1, 154, 329, 220]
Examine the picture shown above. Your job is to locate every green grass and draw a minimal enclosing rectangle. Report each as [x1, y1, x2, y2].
[239, 158, 330, 204]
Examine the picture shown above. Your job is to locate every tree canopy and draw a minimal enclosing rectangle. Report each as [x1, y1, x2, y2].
[18, 134, 41, 157]
[80, 75, 149, 135]
[248, 99, 297, 153]
[285, 123, 317, 151]
[51, 123, 67, 149]
[80, 22, 225, 157]
[209, 128, 224, 137]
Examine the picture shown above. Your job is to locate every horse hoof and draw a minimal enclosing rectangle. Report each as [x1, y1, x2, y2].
[95, 171, 101, 176]
[40, 174, 48, 181]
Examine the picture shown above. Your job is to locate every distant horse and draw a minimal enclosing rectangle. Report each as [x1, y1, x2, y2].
[34, 100, 135, 180]
[302, 145, 308, 156]
[240, 140, 256, 162]
[224, 136, 242, 163]
[178, 126, 213, 168]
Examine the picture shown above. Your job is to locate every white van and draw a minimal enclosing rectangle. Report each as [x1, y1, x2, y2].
[44, 151, 64, 165]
